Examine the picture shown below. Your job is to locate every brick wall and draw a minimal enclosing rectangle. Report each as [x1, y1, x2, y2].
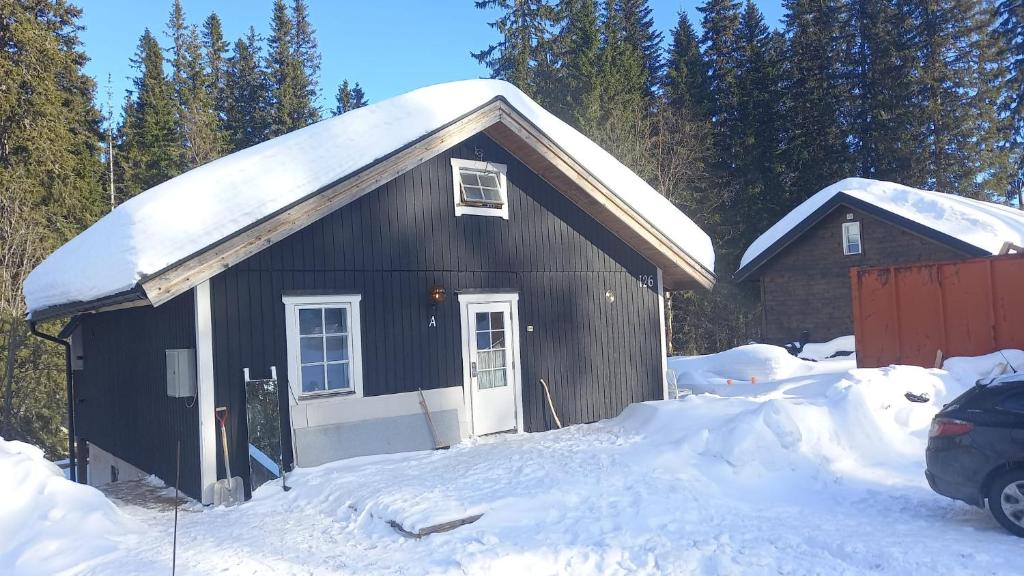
[758, 204, 969, 345]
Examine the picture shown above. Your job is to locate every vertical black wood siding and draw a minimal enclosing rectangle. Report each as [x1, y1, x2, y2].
[210, 133, 663, 479]
[75, 291, 200, 497]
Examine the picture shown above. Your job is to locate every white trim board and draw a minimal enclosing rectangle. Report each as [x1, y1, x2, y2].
[457, 292, 524, 436]
[193, 281, 217, 505]
[657, 268, 669, 400]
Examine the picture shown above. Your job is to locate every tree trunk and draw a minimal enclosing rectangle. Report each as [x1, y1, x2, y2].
[2, 319, 20, 436]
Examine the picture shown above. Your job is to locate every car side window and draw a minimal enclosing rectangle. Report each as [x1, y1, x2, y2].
[997, 392, 1024, 413]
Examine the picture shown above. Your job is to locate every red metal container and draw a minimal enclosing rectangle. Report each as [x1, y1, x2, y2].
[850, 254, 1024, 368]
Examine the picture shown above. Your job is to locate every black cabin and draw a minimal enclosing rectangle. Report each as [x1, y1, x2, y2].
[25, 80, 715, 502]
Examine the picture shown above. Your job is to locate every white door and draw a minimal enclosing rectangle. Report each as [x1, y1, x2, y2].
[464, 301, 518, 435]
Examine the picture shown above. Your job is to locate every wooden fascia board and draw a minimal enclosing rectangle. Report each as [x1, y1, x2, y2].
[487, 102, 715, 290]
[141, 102, 504, 306]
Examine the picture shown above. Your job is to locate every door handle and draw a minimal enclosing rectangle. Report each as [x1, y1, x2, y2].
[471, 361, 478, 377]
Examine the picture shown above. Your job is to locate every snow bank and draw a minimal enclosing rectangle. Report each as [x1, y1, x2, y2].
[24, 79, 714, 316]
[0, 439, 132, 575]
[668, 343, 856, 396]
[740, 177, 1024, 270]
[78, 345, 1023, 575]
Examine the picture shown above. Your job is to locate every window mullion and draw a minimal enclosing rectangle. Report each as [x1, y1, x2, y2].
[321, 308, 329, 391]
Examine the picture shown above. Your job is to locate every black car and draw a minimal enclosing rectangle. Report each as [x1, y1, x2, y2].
[925, 375, 1024, 537]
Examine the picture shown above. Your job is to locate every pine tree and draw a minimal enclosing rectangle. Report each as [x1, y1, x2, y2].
[846, 0, 921, 183]
[615, 0, 662, 97]
[664, 10, 710, 119]
[224, 27, 271, 150]
[911, 0, 1008, 197]
[997, 0, 1024, 195]
[118, 28, 179, 196]
[201, 12, 229, 119]
[781, 0, 850, 202]
[545, 0, 601, 125]
[588, 0, 649, 139]
[266, 0, 320, 136]
[0, 0, 107, 455]
[291, 0, 321, 124]
[351, 83, 367, 111]
[333, 79, 368, 115]
[472, 0, 557, 95]
[165, 0, 224, 169]
[732, 2, 786, 236]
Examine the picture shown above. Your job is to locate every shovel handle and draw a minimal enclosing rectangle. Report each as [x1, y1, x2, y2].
[216, 407, 232, 480]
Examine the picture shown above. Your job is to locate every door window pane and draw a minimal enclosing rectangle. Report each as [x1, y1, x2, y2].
[478, 349, 504, 370]
[490, 331, 506, 349]
[478, 366, 507, 390]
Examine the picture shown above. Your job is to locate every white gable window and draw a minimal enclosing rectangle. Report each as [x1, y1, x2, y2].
[843, 221, 862, 255]
[451, 158, 509, 219]
[283, 295, 363, 399]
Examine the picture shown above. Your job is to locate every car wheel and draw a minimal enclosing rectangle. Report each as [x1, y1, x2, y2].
[989, 469, 1024, 538]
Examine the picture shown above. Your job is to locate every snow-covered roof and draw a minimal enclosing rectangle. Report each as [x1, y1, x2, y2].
[738, 178, 1024, 277]
[24, 79, 715, 318]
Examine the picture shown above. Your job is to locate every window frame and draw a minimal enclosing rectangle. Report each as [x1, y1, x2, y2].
[282, 294, 364, 401]
[842, 221, 862, 255]
[451, 158, 509, 219]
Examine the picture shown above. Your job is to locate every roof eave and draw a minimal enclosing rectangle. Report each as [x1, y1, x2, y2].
[27, 287, 148, 323]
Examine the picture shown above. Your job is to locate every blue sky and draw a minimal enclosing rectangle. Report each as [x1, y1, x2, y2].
[78, 1, 783, 117]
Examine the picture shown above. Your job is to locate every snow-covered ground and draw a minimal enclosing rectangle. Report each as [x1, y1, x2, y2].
[5, 345, 1024, 575]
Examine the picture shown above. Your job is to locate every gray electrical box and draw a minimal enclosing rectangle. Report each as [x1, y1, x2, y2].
[166, 349, 197, 398]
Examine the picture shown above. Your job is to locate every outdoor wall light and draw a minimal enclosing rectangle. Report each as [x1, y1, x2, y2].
[429, 285, 447, 305]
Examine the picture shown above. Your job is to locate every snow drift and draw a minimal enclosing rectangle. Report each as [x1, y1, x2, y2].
[23, 79, 714, 316]
[8, 345, 1024, 575]
[740, 177, 1024, 271]
[0, 438, 133, 575]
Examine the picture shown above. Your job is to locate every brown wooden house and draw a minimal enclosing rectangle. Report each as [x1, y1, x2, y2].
[735, 178, 1024, 346]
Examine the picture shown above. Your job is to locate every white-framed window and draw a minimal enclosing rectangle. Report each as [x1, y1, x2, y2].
[283, 294, 363, 400]
[843, 221, 862, 255]
[451, 158, 509, 219]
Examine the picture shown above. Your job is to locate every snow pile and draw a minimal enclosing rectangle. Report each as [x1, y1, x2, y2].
[668, 343, 856, 396]
[942, 348, 1024, 385]
[740, 177, 1024, 270]
[798, 335, 855, 361]
[24, 79, 714, 316]
[0, 438, 133, 575]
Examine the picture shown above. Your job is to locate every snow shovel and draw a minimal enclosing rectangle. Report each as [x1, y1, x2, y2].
[213, 407, 244, 507]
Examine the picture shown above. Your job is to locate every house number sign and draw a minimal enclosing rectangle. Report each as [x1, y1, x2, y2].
[637, 274, 655, 289]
